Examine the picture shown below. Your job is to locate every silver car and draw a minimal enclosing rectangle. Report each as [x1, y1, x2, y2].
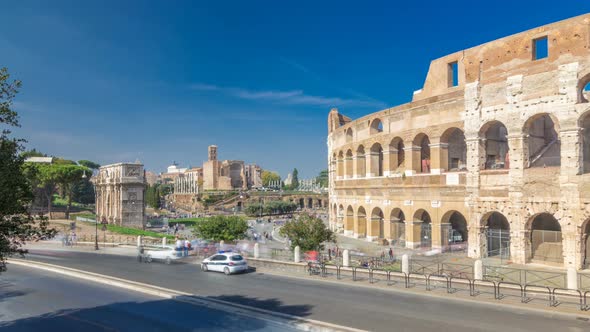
[201, 252, 248, 275]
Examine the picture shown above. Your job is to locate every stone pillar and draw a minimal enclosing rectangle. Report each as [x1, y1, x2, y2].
[429, 142, 448, 174]
[294, 246, 301, 263]
[432, 223, 450, 250]
[336, 158, 343, 180]
[404, 145, 420, 175]
[567, 267, 578, 290]
[401, 254, 409, 275]
[162, 237, 167, 247]
[137, 236, 142, 247]
[406, 220, 422, 249]
[382, 150, 391, 177]
[343, 249, 350, 267]
[254, 243, 260, 258]
[387, 148, 399, 175]
[474, 260, 483, 280]
[468, 226, 486, 259]
[220, 240, 225, 250]
[367, 216, 380, 241]
[366, 151, 378, 178]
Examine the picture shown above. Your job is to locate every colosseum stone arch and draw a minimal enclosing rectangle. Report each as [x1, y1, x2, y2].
[328, 14, 590, 269]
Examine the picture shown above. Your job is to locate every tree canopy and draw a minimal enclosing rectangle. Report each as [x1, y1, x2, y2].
[291, 168, 299, 189]
[78, 160, 100, 169]
[279, 213, 335, 251]
[0, 67, 56, 272]
[316, 169, 328, 188]
[192, 215, 248, 242]
[261, 170, 281, 187]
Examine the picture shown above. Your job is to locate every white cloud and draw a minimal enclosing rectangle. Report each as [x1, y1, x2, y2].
[190, 83, 386, 109]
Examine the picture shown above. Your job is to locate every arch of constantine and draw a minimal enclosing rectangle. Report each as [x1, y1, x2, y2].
[327, 14, 590, 270]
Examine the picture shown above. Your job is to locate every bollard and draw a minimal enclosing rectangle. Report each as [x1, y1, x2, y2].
[474, 259, 483, 280]
[137, 236, 142, 248]
[402, 254, 409, 275]
[254, 243, 260, 258]
[294, 246, 301, 263]
[162, 237, 167, 248]
[567, 267, 578, 290]
[343, 249, 350, 267]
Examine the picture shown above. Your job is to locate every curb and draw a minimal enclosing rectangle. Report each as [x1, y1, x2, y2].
[8, 259, 367, 332]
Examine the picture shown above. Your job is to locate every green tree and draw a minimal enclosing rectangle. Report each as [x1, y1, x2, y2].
[0, 67, 56, 272]
[261, 170, 281, 187]
[21, 149, 46, 158]
[78, 160, 100, 169]
[292, 168, 299, 189]
[54, 164, 89, 219]
[316, 169, 328, 188]
[192, 215, 248, 242]
[279, 213, 335, 251]
[29, 163, 60, 218]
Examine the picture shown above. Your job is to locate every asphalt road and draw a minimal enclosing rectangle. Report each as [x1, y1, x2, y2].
[18, 249, 590, 332]
[0, 264, 297, 331]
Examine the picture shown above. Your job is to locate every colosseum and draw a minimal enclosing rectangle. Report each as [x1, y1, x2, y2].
[327, 14, 590, 270]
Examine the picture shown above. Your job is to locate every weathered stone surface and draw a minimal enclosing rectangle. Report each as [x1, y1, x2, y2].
[327, 14, 590, 270]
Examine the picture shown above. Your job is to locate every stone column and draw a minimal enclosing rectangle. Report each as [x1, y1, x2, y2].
[343, 249, 350, 267]
[406, 220, 422, 249]
[387, 148, 399, 175]
[336, 158, 344, 180]
[432, 223, 450, 250]
[367, 215, 380, 241]
[382, 150, 391, 177]
[404, 145, 420, 176]
[429, 142, 448, 174]
[468, 225, 486, 259]
[294, 246, 301, 263]
[366, 151, 377, 178]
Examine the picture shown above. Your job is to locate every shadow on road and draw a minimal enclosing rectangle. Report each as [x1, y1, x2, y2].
[205, 294, 313, 317]
[0, 295, 312, 331]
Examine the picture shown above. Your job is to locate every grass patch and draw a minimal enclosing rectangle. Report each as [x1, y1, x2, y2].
[168, 217, 209, 227]
[106, 224, 175, 239]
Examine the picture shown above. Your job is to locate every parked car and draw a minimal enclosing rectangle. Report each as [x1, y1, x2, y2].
[144, 245, 185, 264]
[201, 252, 248, 275]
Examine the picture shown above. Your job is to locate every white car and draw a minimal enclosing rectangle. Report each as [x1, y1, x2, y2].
[144, 245, 184, 264]
[201, 252, 248, 275]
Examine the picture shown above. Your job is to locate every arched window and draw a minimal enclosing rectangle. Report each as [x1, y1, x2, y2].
[370, 143, 384, 177]
[524, 114, 560, 168]
[345, 128, 353, 143]
[370, 207, 384, 239]
[441, 128, 466, 171]
[413, 134, 430, 173]
[529, 213, 563, 264]
[370, 118, 383, 135]
[388, 137, 405, 172]
[481, 121, 509, 170]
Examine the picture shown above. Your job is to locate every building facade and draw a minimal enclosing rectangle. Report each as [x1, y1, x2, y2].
[93, 162, 146, 227]
[328, 14, 590, 270]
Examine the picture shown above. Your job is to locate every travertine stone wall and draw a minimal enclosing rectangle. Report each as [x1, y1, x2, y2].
[93, 163, 146, 228]
[328, 14, 590, 270]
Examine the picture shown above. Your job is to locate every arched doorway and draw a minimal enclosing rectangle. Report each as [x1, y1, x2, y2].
[388, 137, 405, 173]
[442, 211, 468, 251]
[441, 128, 467, 171]
[524, 114, 560, 167]
[390, 208, 406, 247]
[482, 212, 510, 259]
[307, 198, 313, 209]
[345, 149, 353, 178]
[370, 143, 384, 177]
[299, 198, 304, 209]
[317, 199, 322, 208]
[356, 145, 366, 178]
[481, 121, 509, 169]
[413, 134, 431, 173]
[345, 206, 354, 233]
[356, 207, 367, 238]
[370, 207, 384, 239]
[414, 209, 432, 248]
[530, 213, 563, 264]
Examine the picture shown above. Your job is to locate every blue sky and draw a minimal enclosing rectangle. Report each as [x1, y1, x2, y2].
[2, 1, 589, 178]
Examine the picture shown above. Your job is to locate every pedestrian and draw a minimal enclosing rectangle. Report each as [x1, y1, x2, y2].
[388, 247, 393, 260]
[183, 240, 189, 257]
[380, 251, 385, 260]
[328, 248, 332, 261]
